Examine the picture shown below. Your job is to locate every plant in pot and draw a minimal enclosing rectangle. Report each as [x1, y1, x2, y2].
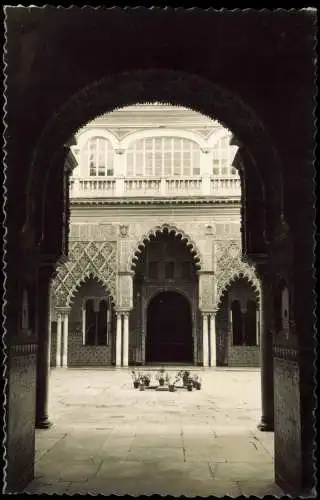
[131, 370, 140, 389]
[195, 375, 202, 390]
[166, 373, 176, 392]
[156, 367, 166, 386]
[139, 379, 145, 391]
[180, 370, 191, 387]
[192, 374, 201, 389]
[141, 372, 151, 387]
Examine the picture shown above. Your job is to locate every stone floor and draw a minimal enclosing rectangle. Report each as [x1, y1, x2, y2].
[24, 366, 283, 497]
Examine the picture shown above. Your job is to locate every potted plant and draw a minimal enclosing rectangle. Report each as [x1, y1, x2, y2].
[131, 370, 140, 389]
[181, 370, 191, 387]
[156, 367, 166, 386]
[166, 373, 175, 392]
[141, 372, 151, 387]
[193, 374, 201, 389]
[139, 381, 145, 391]
[187, 378, 193, 391]
[195, 376, 202, 390]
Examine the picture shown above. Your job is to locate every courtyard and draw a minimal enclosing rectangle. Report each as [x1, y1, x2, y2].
[23, 367, 283, 496]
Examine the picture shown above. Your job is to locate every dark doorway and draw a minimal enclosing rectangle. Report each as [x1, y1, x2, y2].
[146, 291, 193, 363]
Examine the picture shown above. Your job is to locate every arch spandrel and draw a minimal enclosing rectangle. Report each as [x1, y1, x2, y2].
[128, 223, 203, 272]
[215, 240, 261, 308]
[52, 240, 117, 308]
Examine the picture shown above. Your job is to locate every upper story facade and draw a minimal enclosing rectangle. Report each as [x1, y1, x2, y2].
[69, 103, 241, 201]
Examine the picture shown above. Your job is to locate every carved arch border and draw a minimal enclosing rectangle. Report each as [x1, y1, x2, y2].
[66, 270, 116, 309]
[129, 223, 202, 272]
[216, 259, 261, 309]
[52, 267, 116, 309]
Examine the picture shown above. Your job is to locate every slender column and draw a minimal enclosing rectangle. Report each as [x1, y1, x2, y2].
[116, 312, 122, 367]
[62, 313, 69, 367]
[36, 264, 54, 429]
[241, 309, 247, 345]
[256, 305, 260, 346]
[202, 313, 209, 367]
[122, 313, 129, 367]
[209, 312, 217, 367]
[56, 313, 62, 367]
[258, 274, 274, 431]
[82, 306, 86, 345]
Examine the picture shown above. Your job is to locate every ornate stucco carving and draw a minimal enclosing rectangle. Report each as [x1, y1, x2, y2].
[69, 223, 117, 241]
[198, 272, 215, 311]
[215, 240, 261, 307]
[128, 223, 202, 272]
[52, 241, 116, 307]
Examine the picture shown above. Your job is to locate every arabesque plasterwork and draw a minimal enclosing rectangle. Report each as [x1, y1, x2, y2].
[215, 239, 261, 307]
[52, 240, 117, 307]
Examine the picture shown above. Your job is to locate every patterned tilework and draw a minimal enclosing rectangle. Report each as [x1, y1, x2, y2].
[7, 346, 37, 491]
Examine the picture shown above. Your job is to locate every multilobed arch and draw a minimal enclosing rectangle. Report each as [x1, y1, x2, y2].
[66, 271, 115, 309]
[216, 263, 261, 309]
[129, 223, 202, 272]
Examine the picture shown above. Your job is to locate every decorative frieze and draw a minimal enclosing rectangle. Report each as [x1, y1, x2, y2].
[69, 223, 117, 241]
[273, 345, 298, 361]
[11, 344, 38, 355]
[215, 239, 261, 307]
[52, 241, 117, 307]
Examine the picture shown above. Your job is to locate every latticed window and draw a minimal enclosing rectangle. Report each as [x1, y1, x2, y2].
[81, 137, 114, 177]
[212, 134, 237, 177]
[126, 137, 201, 177]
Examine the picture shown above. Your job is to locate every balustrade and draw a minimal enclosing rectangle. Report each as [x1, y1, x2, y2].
[70, 175, 241, 198]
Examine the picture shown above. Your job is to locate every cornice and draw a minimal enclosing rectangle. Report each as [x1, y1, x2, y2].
[70, 197, 241, 207]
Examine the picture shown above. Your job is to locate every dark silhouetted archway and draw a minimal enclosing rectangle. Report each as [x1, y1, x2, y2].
[146, 291, 193, 363]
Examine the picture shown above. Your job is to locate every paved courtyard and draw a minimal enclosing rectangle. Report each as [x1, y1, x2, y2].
[24, 367, 283, 496]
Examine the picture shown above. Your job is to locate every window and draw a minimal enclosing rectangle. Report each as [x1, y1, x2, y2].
[84, 298, 111, 346]
[181, 261, 191, 279]
[81, 137, 114, 177]
[148, 261, 158, 279]
[165, 262, 175, 279]
[126, 137, 200, 177]
[212, 134, 237, 177]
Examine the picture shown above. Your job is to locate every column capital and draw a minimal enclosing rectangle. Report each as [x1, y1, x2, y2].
[115, 308, 132, 314]
[56, 307, 71, 315]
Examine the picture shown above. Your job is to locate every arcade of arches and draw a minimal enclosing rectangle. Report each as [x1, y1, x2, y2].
[5, 8, 316, 497]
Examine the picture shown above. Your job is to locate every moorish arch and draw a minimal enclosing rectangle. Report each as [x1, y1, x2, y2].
[215, 240, 261, 309]
[52, 240, 117, 308]
[26, 69, 284, 249]
[129, 223, 202, 272]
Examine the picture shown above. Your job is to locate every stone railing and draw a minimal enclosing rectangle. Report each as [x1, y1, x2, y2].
[70, 176, 241, 198]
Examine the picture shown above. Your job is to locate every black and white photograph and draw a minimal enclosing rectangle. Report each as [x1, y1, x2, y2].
[2, 6, 317, 497]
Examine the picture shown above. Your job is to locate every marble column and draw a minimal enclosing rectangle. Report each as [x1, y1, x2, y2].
[62, 313, 69, 367]
[35, 264, 54, 429]
[82, 306, 86, 345]
[202, 313, 209, 367]
[116, 312, 122, 367]
[122, 313, 129, 367]
[256, 305, 260, 346]
[258, 276, 274, 431]
[56, 313, 62, 367]
[209, 312, 217, 367]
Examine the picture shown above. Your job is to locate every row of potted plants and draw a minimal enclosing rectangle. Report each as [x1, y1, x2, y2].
[130, 368, 202, 392]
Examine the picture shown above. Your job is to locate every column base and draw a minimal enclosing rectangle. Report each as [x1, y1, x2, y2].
[257, 418, 274, 432]
[35, 418, 53, 429]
